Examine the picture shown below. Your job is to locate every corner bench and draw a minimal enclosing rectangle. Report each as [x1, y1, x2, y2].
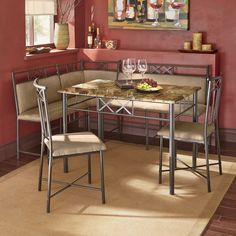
[12, 60, 210, 159]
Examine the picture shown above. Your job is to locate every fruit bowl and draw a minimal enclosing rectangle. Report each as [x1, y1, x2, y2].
[136, 79, 162, 93]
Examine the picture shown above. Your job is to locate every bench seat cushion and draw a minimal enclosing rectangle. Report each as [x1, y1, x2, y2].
[18, 100, 63, 122]
[18, 97, 91, 122]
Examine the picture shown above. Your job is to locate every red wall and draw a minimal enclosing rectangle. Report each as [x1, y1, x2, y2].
[0, 1, 78, 146]
[82, 0, 236, 130]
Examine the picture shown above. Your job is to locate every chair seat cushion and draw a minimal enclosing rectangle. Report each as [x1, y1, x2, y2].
[45, 132, 106, 157]
[157, 121, 214, 143]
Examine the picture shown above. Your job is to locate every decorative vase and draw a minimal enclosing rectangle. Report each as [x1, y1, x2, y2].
[54, 23, 69, 50]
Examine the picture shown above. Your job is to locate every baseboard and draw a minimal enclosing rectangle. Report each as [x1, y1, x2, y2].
[0, 132, 40, 162]
[1, 117, 235, 161]
[0, 141, 17, 162]
[220, 128, 236, 143]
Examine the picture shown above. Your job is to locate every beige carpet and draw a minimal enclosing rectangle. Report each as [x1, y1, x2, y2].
[0, 141, 235, 236]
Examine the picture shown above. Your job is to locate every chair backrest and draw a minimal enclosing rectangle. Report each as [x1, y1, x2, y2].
[33, 79, 52, 149]
[205, 76, 223, 131]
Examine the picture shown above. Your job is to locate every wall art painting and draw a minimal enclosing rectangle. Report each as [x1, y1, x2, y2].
[108, 0, 189, 30]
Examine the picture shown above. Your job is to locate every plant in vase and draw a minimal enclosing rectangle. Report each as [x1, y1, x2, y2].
[54, 0, 82, 49]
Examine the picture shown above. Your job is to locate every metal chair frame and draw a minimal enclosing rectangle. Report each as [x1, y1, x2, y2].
[158, 76, 223, 192]
[34, 79, 105, 213]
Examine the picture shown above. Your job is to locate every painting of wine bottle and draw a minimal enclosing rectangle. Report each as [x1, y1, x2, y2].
[108, 0, 189, 30]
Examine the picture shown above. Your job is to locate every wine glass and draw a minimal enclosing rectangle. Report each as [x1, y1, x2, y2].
[170, 0, 186, 27]
[137, 59, 147, 78]
[150, 0, 163, 27]
[128, 58, 136, 84]
[122, 59, 132, 84]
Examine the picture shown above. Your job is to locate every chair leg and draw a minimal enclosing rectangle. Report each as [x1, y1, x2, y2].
[16, 119, 20, 160]
[215, 125, 222, 175]
[63, 158, 68, 173]
[38, 140, 45, 191]
[77, 112, 80, 130]
[88, 154, 92, 184]
[99, 151, 106, 204]
[192, 143, 198, 169]
[145, 110, 149, 150]
[159, 113, 163, 129]
[204, 140, 211, 192]
[101, 114, 104, 141]
[174, 141, 177, 169]
[159, 136, 163, 184]
[47, 154, 53, 213]
[59, 118, 63, 133]
[84, 111, 87, 131]
[87, 109, 91, 132]
[117, 109, 124, 140]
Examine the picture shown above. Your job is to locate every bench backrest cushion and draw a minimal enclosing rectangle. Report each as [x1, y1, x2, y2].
[60, 71, 85, 89]
[38, 75, 61, 103]
[84, 70, 117, 82]
[16, 80, 37, 114]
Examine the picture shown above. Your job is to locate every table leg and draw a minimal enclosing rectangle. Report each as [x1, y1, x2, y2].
[97, 98, 102, 139]
[192, 91, 198, 169]
[169, 103, 175, 195]
[62, 93, 68, 173]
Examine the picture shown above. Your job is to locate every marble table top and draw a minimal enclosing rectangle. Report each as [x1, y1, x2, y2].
[58, 79, 201, 104]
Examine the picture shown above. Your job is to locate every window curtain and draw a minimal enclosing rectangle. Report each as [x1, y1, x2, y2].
[25, 0, 57, 15]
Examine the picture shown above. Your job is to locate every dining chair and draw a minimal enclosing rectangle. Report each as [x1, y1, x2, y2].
[157, 76, 223, 192]
[33, 79, 106, 213]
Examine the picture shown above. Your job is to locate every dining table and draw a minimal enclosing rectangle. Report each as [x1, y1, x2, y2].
[58, 79, 201, 195]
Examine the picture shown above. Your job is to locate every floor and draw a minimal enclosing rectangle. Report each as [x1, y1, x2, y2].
[0, 141, 235, 236]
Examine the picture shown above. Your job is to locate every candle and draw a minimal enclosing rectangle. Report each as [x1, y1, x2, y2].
[192, 32, 202, 50]
[183, 41, 191, 50]
[202, 44, 212, 51]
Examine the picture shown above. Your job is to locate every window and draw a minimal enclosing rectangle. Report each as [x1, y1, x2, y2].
[26, 15, 54, 46]
[25, 0, 57, 46]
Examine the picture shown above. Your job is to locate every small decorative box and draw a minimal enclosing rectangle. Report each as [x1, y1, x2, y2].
[105, 40, 118, 50]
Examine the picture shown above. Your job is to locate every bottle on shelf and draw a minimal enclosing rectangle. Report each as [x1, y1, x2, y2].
[93, 28, 102, 49]
[114, 0, 126, 22]
[87, 26, 93, 49]
[91, 22, 96, 41]
[136, 0, 147, 23]
[125, 0, 135, 21]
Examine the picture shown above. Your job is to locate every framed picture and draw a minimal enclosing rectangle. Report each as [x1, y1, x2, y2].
[108, 0, 189, 31]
